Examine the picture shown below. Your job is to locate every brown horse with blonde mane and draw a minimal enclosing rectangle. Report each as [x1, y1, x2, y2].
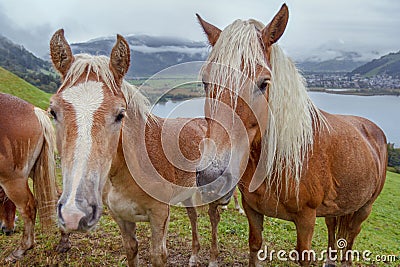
[0, 93, 59, 262]
[196, 4, 387, 266]
[49, 29, 229, 266]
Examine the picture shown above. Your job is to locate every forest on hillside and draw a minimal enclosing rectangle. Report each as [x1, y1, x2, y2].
[0, 36, 60, 93]
[388, 143, 400, 173]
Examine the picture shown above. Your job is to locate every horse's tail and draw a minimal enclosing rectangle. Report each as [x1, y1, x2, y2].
[32, 107, 58, 231]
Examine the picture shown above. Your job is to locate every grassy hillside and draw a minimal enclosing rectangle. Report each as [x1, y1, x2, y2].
[1, 171, 398, 266]
[0, 66, 51, 110]
[352, 51, 400, 78]
[0, 35, 60, 93]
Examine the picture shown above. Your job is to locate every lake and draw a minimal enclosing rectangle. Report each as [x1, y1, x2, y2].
[152, 92, 400, 146]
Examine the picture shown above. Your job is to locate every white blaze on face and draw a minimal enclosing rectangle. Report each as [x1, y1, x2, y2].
[61, 81, 104, 212]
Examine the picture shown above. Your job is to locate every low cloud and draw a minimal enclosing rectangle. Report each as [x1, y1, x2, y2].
[0, 4, 52, 57]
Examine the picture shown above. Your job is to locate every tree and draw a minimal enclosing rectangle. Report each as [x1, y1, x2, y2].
[387, 143, 400, 173]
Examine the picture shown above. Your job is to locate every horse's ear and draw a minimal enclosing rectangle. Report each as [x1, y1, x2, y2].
[50, 29, 74, 79]
[110, 34, 130, 86]
[261, 4, 289, 48]
[196, 14, 222, 46]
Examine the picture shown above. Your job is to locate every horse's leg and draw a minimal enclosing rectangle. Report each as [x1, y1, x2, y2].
[208, 202, 220, 267]
[338, 205, 372, 267]
[113, 216, 139, 267]
[2, 179, 36, 262]
[55, 230, 71, 253]
[0, 198, 16, 235]
[294, 208, 316, 266]
[0, 199, 6, 231]
[233, 189, 244, 215]
[186, 207, 200, 266]
[242, 199, 264, 267]
[149, 204, 169, 267]
[324, 217, 337, 267]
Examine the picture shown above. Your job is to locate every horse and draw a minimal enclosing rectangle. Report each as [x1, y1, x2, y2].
[195, 4, 387, 266]
[221, 188, 244, 215]
[0, 186, 16, 235]
[0, 93, 61, 262]
[49, 29, 229, 267]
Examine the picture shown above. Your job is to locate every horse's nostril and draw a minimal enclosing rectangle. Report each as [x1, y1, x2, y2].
[196, 170, 202, 187]
[87, 205, 98, 227]
[57, 203, 65, 226]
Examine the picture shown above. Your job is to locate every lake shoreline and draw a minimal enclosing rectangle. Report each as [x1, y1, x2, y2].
[153, 93, 400, 147]
[308, 87, 400, 97]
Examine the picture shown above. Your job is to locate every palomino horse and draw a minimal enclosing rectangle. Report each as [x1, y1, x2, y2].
[196, 4, 387, 266]
[0, 93, 59, 262]
[221, 188, 244, 215]
[49, 29, 226, 266]
[0, 186, 16, 235]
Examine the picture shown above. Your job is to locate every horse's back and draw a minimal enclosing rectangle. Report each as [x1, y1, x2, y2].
[0, 93, 41, 139]
[0, 93, 42, 179]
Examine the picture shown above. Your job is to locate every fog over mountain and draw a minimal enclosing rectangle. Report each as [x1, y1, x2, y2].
[70, 35, 209, 78]
[69, 34, 396, 76]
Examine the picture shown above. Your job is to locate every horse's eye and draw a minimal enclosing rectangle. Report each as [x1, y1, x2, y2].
[258, 79, 270, 93]
[115, 110, 125, 123]
[202, 81, 211, 96]
[48, 109, 57, 121]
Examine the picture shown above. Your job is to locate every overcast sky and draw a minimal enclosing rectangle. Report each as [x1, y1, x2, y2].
[0, 0, 399, 60]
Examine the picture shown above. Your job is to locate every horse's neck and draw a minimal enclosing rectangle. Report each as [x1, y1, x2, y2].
[111, 110, 160, 181]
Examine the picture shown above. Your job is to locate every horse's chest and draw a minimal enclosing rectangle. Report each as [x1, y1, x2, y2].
[107, 188, 149, 222]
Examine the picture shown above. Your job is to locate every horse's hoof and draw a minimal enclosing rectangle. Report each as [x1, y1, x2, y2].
[5, 250, 24, 263]
[4, 256, 17, 264]
[55, 241, 72, 253]
[4, 230, 14, 236]
[221, 205, 228, 211]
[189, 254, 198, 266]
[238, 208, 245, 215]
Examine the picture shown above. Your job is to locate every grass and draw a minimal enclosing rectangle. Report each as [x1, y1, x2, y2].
[1, 171, 399, 266]
[128, 78, 205, 103]
[0, 66, 51, 110]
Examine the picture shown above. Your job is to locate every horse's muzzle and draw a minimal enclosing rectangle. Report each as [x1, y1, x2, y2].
[57, 202, 100, 232]
[196, 165, 236, 205]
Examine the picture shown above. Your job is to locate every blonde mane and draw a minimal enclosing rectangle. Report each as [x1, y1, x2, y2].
[203, 19, 269, 113]
[121, 81, 154, 123]
[204, 19, 327, 195]
[60, 53, 153, 122]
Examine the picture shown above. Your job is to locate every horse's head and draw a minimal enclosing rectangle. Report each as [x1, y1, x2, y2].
[49, 30, 130, 232]
[196, 5, 289, 200]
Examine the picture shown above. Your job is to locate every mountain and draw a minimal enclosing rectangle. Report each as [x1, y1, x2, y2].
[72, 35, 400, 76]
[70, 35, 209, 78]
[351, 51, 400, 78]
[0, 35, 60, 93]
[297, 59, 366, 73]
[296, 49, 369, 73]
[291, 41, 387, 73]
[0, 66, 51, 110]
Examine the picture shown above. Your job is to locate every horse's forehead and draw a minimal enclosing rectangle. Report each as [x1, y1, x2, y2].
[61, 81, 105, 114]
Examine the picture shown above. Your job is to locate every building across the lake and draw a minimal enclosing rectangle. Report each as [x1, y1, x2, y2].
[305, 73, 400, 91]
